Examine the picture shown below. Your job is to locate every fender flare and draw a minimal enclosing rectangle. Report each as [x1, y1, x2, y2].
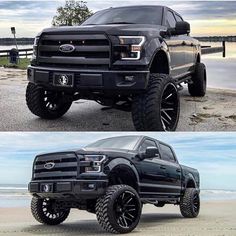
[106, 158, 140, 185]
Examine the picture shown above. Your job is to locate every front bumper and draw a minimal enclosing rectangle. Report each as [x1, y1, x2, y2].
[27, 66, 149, 92]
[28, 179, 108, 199]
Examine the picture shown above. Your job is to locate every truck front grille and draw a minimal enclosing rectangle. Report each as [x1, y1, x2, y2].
[33, 152, 78, 180]
[37, 33, 110, 69]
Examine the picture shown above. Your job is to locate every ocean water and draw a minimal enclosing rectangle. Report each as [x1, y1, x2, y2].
[0, 184, 236, 208]
[0, 42, 236, 90]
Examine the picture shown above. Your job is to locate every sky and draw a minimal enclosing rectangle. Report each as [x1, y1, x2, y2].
[0, 1, 236, 37]
[0, 132, 236, 190]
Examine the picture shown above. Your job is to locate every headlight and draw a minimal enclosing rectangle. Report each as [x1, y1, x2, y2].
[118, 36, 145, 60]
[84, 155, 106, 173]
[33, 37, 39, 57]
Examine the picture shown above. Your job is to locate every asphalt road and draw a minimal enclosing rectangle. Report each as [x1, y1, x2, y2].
[0, 68, 235, 131]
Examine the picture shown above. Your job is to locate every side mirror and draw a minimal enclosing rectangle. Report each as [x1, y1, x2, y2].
[174, 21, 190, 35]
[144, 147, 160, 159]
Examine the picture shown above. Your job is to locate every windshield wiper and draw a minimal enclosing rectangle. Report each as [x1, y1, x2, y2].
[105, 22, 135, 25]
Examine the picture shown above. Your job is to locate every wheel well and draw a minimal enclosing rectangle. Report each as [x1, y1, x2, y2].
[186, 179, 196, 188]
[150, 50, 169, 74]
[196, 53, 201, 63]
[108, 165, 138, 191]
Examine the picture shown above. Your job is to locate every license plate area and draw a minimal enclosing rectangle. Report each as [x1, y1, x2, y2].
[53, 73, 74, 87]
[41, 183, 54, 193]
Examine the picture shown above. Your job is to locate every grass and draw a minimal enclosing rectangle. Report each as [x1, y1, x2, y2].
[0, 57, 30, 70]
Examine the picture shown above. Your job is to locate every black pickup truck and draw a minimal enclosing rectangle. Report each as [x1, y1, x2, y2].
[26, 5, 206, 131]
[29, 136, 200, 233]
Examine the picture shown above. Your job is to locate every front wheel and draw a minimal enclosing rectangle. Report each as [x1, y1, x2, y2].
[31, 197, 70, 225]
[96, 185, 142, 234]
[180, 188, 200, 218]
[132, 73, 180, 131]
[26, 83, 72, 119]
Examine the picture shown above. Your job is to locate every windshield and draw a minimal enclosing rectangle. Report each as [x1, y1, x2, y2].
[82, 6, 163, 26]
[85, 136, 140, 150]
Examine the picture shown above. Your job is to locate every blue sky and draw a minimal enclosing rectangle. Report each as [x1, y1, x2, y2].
[0, 132, 235, 190]
[0, 1, 236, 37]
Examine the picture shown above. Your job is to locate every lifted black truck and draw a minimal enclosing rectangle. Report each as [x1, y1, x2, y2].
[29, 136, 200, 233]
[26, 5, 210, 131]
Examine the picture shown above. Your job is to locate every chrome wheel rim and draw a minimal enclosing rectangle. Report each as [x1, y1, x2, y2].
[114, 191, 139, 228]
[161, 83, 179, 131]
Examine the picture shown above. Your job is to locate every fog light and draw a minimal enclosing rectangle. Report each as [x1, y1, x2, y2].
[124, 75, 134, 82]
[88, 183, 95, 189]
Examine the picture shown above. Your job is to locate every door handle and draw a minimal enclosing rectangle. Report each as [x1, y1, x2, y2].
[176, 168, 181, 173]
[160, 165, 166, 170]
[182, 41, 187, 46]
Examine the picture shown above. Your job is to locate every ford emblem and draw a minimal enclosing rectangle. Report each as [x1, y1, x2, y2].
[59, 44, 75, 53]
[44, 162, 55, 170]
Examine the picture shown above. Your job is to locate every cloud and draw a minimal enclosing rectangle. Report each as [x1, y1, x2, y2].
[0, 1, 236, 37]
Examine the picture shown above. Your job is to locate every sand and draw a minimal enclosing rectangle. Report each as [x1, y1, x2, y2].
[0, 200, 235, 236]
[0, 68, 235, 131]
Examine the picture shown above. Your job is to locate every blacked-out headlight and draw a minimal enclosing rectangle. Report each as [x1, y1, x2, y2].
[84, 155, 106, 173]
[118, 36, 145, 60]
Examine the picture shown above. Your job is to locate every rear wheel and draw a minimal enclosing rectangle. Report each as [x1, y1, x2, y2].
[96, 185, 142, 234]
[188, 63, 206, 97]
[31, 197, 70, 225]
[132, 73, 180, 131]
[26, 83, 72, 119]
[180, 188, 200, 218]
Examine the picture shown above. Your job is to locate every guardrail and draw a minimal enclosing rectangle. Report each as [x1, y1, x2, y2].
[201, 41, 226, 57]
[0, 48, 33, 58]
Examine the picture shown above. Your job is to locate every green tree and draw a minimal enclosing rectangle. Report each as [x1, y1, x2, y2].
[52, 0, 93, 26]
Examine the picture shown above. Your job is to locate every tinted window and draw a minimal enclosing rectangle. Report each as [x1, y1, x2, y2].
[159, 144, 175, 162]
[166, 11, 176, 28]
[85, 136, 140, 150]
[139, 139, 157, 152]
[82, 6, 163, 25]
[175, 14, 183, 22]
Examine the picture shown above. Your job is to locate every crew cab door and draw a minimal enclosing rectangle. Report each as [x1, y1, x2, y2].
[135, 138, 167, 194]
[164, 10, 186, 77]
[158, 142, 182, 195]
[174, 13, 196, 73]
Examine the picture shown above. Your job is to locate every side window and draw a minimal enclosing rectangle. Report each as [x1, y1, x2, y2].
[139, 139, 157, 153]
[175, 14, 183, 22]
[159, 143, 176, 162]
[166, 11, 176, 28]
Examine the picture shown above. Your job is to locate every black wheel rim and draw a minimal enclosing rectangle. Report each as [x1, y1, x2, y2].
[161, 83, 179, 131]
[114, 191, 139, 228]
[43, 91, 64, 112]
[192, 193, 200, 214]
[42, 199, 65, 219]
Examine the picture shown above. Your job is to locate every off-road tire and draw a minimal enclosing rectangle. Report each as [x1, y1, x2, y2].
[26, 83, 72, 119]
[31, 197, 70, 225]
[180, 188, 200, 218]
[132, 73, 180, 131]
[95, 185, 142, 234]
[188, 63, 206, 97]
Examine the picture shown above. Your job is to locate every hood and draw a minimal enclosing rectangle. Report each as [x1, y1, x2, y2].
[37, 24, 166, 37]
[76, 147, 137, 158]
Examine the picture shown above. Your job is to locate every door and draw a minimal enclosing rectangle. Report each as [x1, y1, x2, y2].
[135, 138, 167, 194]
[158, 143, 182, 195]
[164, 10, 186, 77]
[174, 13, 195, 73]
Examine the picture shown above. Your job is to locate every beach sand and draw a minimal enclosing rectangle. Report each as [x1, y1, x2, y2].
[0, 200, 235, 236]
[0, 68, 235, 131]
